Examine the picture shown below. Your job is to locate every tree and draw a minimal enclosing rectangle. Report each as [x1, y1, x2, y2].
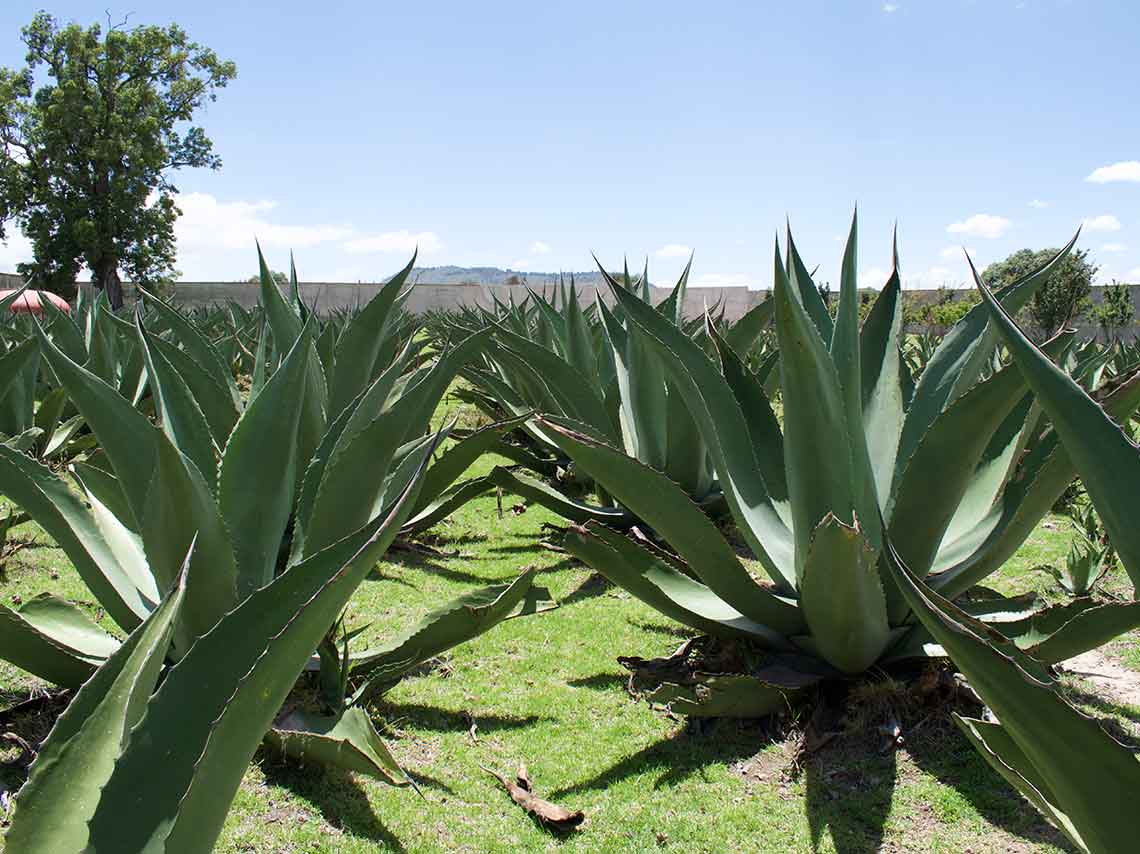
[248, 270, 288, 285]
[981, 247, 1098, 338]
[1092, 280, 1135, 341]
[0, 13, 236, 307]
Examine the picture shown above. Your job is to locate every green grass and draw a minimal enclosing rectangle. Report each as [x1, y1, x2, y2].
[0, 403, 1137, 852]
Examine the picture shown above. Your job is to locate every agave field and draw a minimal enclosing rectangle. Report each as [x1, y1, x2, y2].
[0, 220, 1138, 852]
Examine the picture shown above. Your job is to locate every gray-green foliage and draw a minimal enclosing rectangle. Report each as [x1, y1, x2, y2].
[554, 218, 1140, 706]
[0, 253, 553, 852]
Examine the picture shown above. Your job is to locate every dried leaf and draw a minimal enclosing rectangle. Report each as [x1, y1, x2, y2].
[483, 765, 584, 833]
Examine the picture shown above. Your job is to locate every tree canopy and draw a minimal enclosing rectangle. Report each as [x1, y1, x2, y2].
[982, 246, 1098, 337]
[0, 12, 235, 306]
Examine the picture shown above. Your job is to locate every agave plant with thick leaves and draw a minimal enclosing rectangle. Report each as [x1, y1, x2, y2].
[904, 263, 1140, 854]
[452, 265, 775, 526]
[550, 217, 1140, 713]
[0, 252, 552, 779]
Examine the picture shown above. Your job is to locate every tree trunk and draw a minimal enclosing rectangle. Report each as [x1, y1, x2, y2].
[92, 257, 123, 310]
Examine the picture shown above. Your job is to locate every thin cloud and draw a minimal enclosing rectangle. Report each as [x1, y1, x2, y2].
[1102, 243, 1128, 253]
[946, 214, 1011, 239]
[1028, 199, 1049, 209]
[176, 192, 354, 251]
[1086, 161, 1140, 184]
[1082, 214, 1122, 233]
[882, 3, 900, 12]
[529, 240, 551, 255]
[343, 230, 443, 254]
[656, 244, 693, 258]
[940, 245, 975, 260]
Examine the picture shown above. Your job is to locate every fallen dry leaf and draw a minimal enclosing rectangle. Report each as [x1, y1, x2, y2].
[482, 763, 584, 833]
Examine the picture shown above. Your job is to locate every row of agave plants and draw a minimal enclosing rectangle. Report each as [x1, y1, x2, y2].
[0, 219, 1134, 851]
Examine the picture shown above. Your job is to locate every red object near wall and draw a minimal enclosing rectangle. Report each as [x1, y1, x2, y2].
[0, 289, 71, 315]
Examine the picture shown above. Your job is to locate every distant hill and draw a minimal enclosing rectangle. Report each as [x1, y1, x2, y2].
[407, 266, 623, 287]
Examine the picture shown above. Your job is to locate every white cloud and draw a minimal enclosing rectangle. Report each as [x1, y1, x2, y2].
[859, 266, 891, 289]
[1028, 199, 1049, 209]
[1086, 161, 1140, 184]
[343, 229, 443, 255]
[529, 240, 551, 256]
[882, 2, 899, 12]
[175, 192, 354, 251]
[1082, 214, 1122, 233]
[1102, 243, 1128, 253]
[940, 245, 975, 260]
[656, 244, 693, 259]
[946, 214, 1011, 239]
[509, 259, 531, 271]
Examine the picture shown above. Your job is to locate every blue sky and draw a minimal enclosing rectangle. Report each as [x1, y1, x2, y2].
[1, 0, 1137, 288]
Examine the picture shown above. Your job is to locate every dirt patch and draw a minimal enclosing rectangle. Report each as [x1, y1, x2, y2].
[1062, 648, 1140, 708]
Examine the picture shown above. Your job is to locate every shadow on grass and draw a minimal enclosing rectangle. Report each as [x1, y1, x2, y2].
[385, 552, 496, 586]
[1063, 685, 1140, 740]
[798, 740, 897, 853]
[560, 572, 612, 607]
[902, 719, 1075, 852]
[376, 700, 553, 735]
[565, 672, 626, 692]
[550, 719, 780, 798]
[262, 761, 407, 851]
[627, 619, 690, 639]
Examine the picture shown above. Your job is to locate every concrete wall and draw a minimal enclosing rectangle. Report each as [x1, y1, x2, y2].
[6, 274, 1134, 340]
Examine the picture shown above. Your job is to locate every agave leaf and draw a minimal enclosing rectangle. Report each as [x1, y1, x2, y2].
[402, 475, 497, 534]
[797, 514, 890, 673]
[265, 706, 407, 785]
[348, 567, 553, 702]
[881, 529, 1140, 854]
[564, 523, 793, 647]
[774, 242, 863, 576]
[34, 323, 158, 529]
[147, 333, 239, 448]
[785, 227, 834, 343]
[412, 415, 529, 514]
[0, 446, 151, 631]
[141, 436, 240, 642]
[860, 248, 905, 503]
[975, 267, 1140, 591]
[709, 321, 788, 508]
[953, 717, 1080, 846]
[896, 233, 1079, 483]
[722, 295, 774, 357]
[5, 562, 186, 853]
[135, 312, 218, 492]
[493, 326, 613, 436]
[889, 332, 1072, 575]
[0, 595, 119, 687]
[293, 337, 419, 556]
[991, 599, 1140, 664]
[487, 465, 629, 525]
[327, 254, 414, 419]
[81, 437, 435, 854]
[218, 328, 311, 594]
[602, 271, 795, 588]
[139, 287, 241, 407]
[540, 418, 804, 634]
[932, 372, 1140, 597]
[304, 333, 486, 555]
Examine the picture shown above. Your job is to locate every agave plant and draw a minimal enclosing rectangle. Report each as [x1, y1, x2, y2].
[0, 252, 551, 777]
[452, 265, 775, 525]
[876, 270, 1140, 854]
[4, 450, 433, 854]
[549, 218, 1140, 712]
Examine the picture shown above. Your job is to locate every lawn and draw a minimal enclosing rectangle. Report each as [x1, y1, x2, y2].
[0, 392, 1137, 853]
